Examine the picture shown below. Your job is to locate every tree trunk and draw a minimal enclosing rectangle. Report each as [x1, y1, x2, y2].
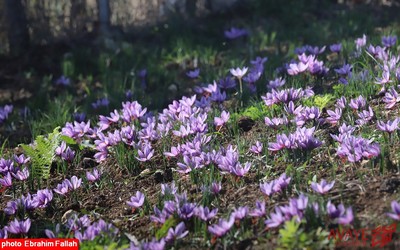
[4, 0, 30, 56]
[97, 0, 110, 36]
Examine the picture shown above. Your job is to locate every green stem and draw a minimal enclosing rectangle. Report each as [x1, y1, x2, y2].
[239, 78, 243, 107]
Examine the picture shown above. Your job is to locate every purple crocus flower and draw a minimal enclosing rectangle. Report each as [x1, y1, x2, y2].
[195, 206, 218, 221]
[33, 189, 53, 208]
[55, 141, 66, 156]
[165, 222, 189, 243]
[73, 112, 86, 122]
[127, 191, 145, 209]
[161, 182, 177, 196]
[218, 77, 236, 89]
[55, 75, 70, 86]
[136, 143, 154, 162]
[6, 218, 31, 234]
[264, 116, 289, 129]
[260, 173, 291, 196]
[125, 90, 133, 100]
[0, 158, 13, 173]
[4, 200, 19, 215]
[267, 77, 285, 90]
[69, 176, 82, 190]
[386, 201, 400, 220]
[91, 98, 110, 109]
[211, 181, 222, 194]
[86, 168, 101, 182]
[310, 179, 335, 194]
[377, 118, 399, 133]
[329, 43, 342, 53]
[375, 69, 392, 88]
[0, 172, 12, 187]
[335, 96, 347, 109]
[349, 95, 366, 110]
[230, 67, 248, 79]
[326, 201, 344, 219]
[53, 181, 70, 196]
[355, 34, 367, 50]
[335, 64, 352, 77]
[287, 62, 308, 75]
[14, 154, 30, 166]
[265, 207, 285, 228]
[177, 202, 196, 220]
[260, 180, 275, 196]
[214, 111, 230, 127]
[230, 162, 251, 177]
[382, 35, 397, 47]
[0, 228, 7, 239]
[249, 200, 266, 217]
[186, 69, 200, 78]
[61, 147, 75, 162]
[249, 141, 263, 154]
[150, 207, 170, 224]
[337, 207, 354, 225]
[383, 87, 400, 109]
[141, 238, 165, 250]
[326, 108, 342, 126]
[224, 27, 248, 39]
[232, 206, 248, 220]
[45, 224, 60, 239]
[208, 215, 235, 237]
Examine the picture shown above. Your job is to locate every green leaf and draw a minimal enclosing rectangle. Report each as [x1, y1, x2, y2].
[60, 135, 77, 145]
[155, 217, 178, 240]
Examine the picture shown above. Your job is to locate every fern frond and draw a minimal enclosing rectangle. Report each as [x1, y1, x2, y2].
[21, 127, 62, 181]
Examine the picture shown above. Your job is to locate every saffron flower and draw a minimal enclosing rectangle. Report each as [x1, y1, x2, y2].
[326, 201, 354, 225]
[161, 182, 177, 196]
[355, 34, 367, 50]
[53, 181, 70, 196]
[6, 218, 31, 234]
[232, 206, 248, 220]
[195, 206, 218, 221]
[214, 111, 230, 127]
[165, 222, 189, 243]
[224, 27, 248, 39]
[0, 172, 12, 187]
[186, 69, 200, 78]
[230, 162, 251, 177]
[326, 108, 342, 125]
[55, 75, 70, 86]
[249, 141, 263, 154]
[230, 67, 248, 79]
[86, 168, 101, 182]
[310, 179, 335, 194]
[136, 143, 154, 162]
[386, 201, 400, 220]
[127, 191, 145, 209]
[267, 77, 285, 89]
[68, 176, 82, 190]
[33, 189, 53, 208]
[211, 181, 222, 194]
[349, 95, 366, 110]
[382, 35, 397, 47]
[377, 118, 399, 133]
[287, 62, 308, 75]
[208, 215, 235, 237]
[249, 200, 266, 217]
[265, 207, 285, 228]
[383, 87, 400, 109]
[329, 43, 342, 53]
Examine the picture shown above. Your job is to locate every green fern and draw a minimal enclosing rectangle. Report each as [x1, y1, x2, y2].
[21, 127, 62, 181]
